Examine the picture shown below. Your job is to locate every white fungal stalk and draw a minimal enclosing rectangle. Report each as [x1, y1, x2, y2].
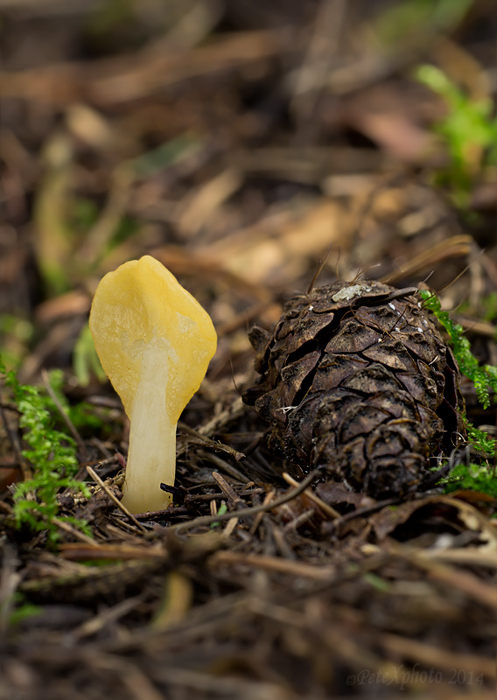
[122, 339, 175, 513]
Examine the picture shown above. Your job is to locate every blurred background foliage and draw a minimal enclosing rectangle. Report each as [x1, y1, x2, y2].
[1, 0, 497, 389]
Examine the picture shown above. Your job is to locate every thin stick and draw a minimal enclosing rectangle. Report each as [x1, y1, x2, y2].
[211, 551, 335, 581]
[432, 249, 484, 297]
[52, 517, 96, 545]
[171, 470, 320, 534]
[86, 465, 148, 534]
[307, 244, 333, 294]
[178, 422, 244, 461]
[212, 471, 245, 509]
[249, 489, 275, 535]
[282, 472, 340, 519]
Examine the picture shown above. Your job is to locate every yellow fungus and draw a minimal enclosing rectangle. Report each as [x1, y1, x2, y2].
[89, 255, 217, 513]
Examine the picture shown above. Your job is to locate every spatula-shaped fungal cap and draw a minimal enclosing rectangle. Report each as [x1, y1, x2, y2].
[89, 255, 217, 513]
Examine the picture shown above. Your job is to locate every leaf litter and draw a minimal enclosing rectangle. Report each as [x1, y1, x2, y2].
[1, 1, 497, 698]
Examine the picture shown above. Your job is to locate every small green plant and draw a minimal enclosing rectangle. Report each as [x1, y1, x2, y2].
[210, 502, 228, 529]
[6, 596, 41, 628]
[442, 423, 497, 497]
[479, 292, 497, 324]
[420, 290, 497, 408]
[47, 367, 103, 433]
[73, 323, 107, 387]
[0, 314, 33, 371]
[457, 291, 497, 325]
[415, 64, 497, 208]
[1, 365, 91, 541]
[420, 291, 497, 496]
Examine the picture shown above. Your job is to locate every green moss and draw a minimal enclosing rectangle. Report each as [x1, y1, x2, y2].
[415, 64, 497, 209]
[1, 364, 91, 542]
[420, 290, 497, 409]
[420, 292, 497, 498]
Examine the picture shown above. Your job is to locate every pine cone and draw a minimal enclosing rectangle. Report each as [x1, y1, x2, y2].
[244, 280, 465, 498]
